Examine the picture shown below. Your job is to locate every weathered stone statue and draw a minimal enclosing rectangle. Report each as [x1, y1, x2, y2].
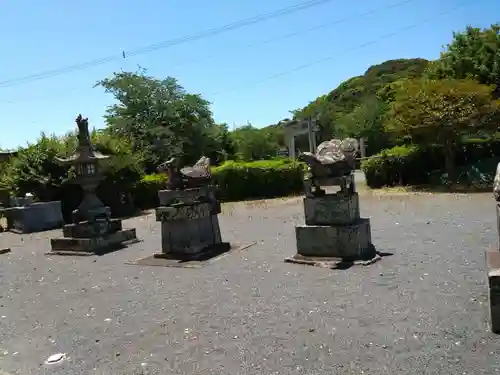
[155, 156, 228, 260]
[299, 138, 359, 197]
[75, 114, 91, 147]
[158, 156, 212, 190]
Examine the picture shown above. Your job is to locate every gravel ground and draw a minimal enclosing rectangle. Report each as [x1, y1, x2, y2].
[0, 192, 499, 375]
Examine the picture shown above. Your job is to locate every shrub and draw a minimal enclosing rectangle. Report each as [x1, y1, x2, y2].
[361, 145, 430, 188]
[212, 159, 305, 201]
[362, 139, 500, 188]
[133, 159, 305, 207]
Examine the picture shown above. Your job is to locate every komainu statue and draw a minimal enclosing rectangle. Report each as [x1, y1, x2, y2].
[299, 138, 359, 197]
[158, 156, 212, 190]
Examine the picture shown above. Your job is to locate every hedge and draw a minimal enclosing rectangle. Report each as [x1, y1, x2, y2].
[361, 139, 500, 188]
[133, 158, 306, 208]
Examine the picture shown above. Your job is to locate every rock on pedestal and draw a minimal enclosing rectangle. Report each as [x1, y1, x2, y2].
[49, 218, 137, 255]
[155, 187, 228, 259]
[287, 175, 376, 266]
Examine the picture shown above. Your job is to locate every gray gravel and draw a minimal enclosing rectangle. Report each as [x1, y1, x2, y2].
[0, 192, 500, 375]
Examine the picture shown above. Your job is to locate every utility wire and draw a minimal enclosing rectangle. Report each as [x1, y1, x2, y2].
[0, 0, 336, 88]
[207, 0, 472, 97]
[155, 0, 419, 69]
[1, 0, 472, 109]
[1, 0, 423, 105]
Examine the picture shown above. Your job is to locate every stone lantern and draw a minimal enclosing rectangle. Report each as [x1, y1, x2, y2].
[48, 114, 137, 255]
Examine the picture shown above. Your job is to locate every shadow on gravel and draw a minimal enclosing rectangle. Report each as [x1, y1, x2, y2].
[334, 250, 394, 270]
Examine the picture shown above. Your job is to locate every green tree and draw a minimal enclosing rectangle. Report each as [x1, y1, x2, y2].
[96, 69, 222, 170]
[229, 124, 280, 161]
[335, 98, 389, 154]
[427, 24, 500, 96]
[386, 78, 500, 185]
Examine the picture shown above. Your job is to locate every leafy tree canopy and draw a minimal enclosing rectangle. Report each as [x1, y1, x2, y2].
[96, 69, 230, 170]
[386, 78, 500, 183]
[427, 24, 500, 96]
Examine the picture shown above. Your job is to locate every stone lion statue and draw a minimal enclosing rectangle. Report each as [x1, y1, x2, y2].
[299, 138, 359, 178]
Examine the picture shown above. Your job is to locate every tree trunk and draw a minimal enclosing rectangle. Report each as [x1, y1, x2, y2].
[444, 142, 457, 188]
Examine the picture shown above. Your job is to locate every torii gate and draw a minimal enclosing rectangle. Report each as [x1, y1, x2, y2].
[281, 117, 320, 159]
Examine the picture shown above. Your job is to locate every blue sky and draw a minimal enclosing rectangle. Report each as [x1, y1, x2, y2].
[0, 0, 498, 149]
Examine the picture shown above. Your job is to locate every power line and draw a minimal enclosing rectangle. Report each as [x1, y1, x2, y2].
[0, 0, 424, 106]
[0, 0, 336, 88]
[207, 0, 473, 97]
[0, 0, 473, 112]
[154, 0, 419, 69]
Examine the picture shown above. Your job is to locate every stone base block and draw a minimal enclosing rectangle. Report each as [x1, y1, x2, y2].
[63, 219, 122, 238]
[304, 193, 359, 225]
[48, 228, 137, 255]
[295, 218, 372, 259]
[3, 201, 64, 233]
[154, 241, 231, 261]
[486, 250, 500, 333]
[160, 215, 222, 255]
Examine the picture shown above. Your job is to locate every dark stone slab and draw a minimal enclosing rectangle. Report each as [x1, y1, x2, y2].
[48, 228, 138, 255]
[62, 219, 122, 238]
[295, 218, 373, 259]
[158, 187, 217, 206]
[304, 193, 359, 226]
[155, 202, 212, 222]
[125, 242, 256, 268]
[159, 215, 222, 254]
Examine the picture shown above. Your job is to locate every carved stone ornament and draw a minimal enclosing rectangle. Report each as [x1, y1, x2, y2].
[157, 156, 212, 190]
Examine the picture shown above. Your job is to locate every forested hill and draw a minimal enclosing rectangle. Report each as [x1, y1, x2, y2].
[259, 58, 430, 153]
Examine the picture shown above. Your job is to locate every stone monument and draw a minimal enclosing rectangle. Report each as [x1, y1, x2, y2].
[285, 138, 376, 267]
[48, 115, 137, 255]
[486, 163, 500, 333]
[154, 156, 229, 260]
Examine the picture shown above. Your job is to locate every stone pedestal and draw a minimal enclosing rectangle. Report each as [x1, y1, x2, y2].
[288, 174, 376, 265]
[155, 187, 228, 259]
[3, 201, 64, 233]
[49, 218, 137, 255]
[486, 251, 500, 333]
[294, 192, 374, 260]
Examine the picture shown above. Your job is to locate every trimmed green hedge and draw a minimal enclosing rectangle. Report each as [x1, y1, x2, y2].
[362, 139, 500, 188]
[133, 158, 305, 208]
